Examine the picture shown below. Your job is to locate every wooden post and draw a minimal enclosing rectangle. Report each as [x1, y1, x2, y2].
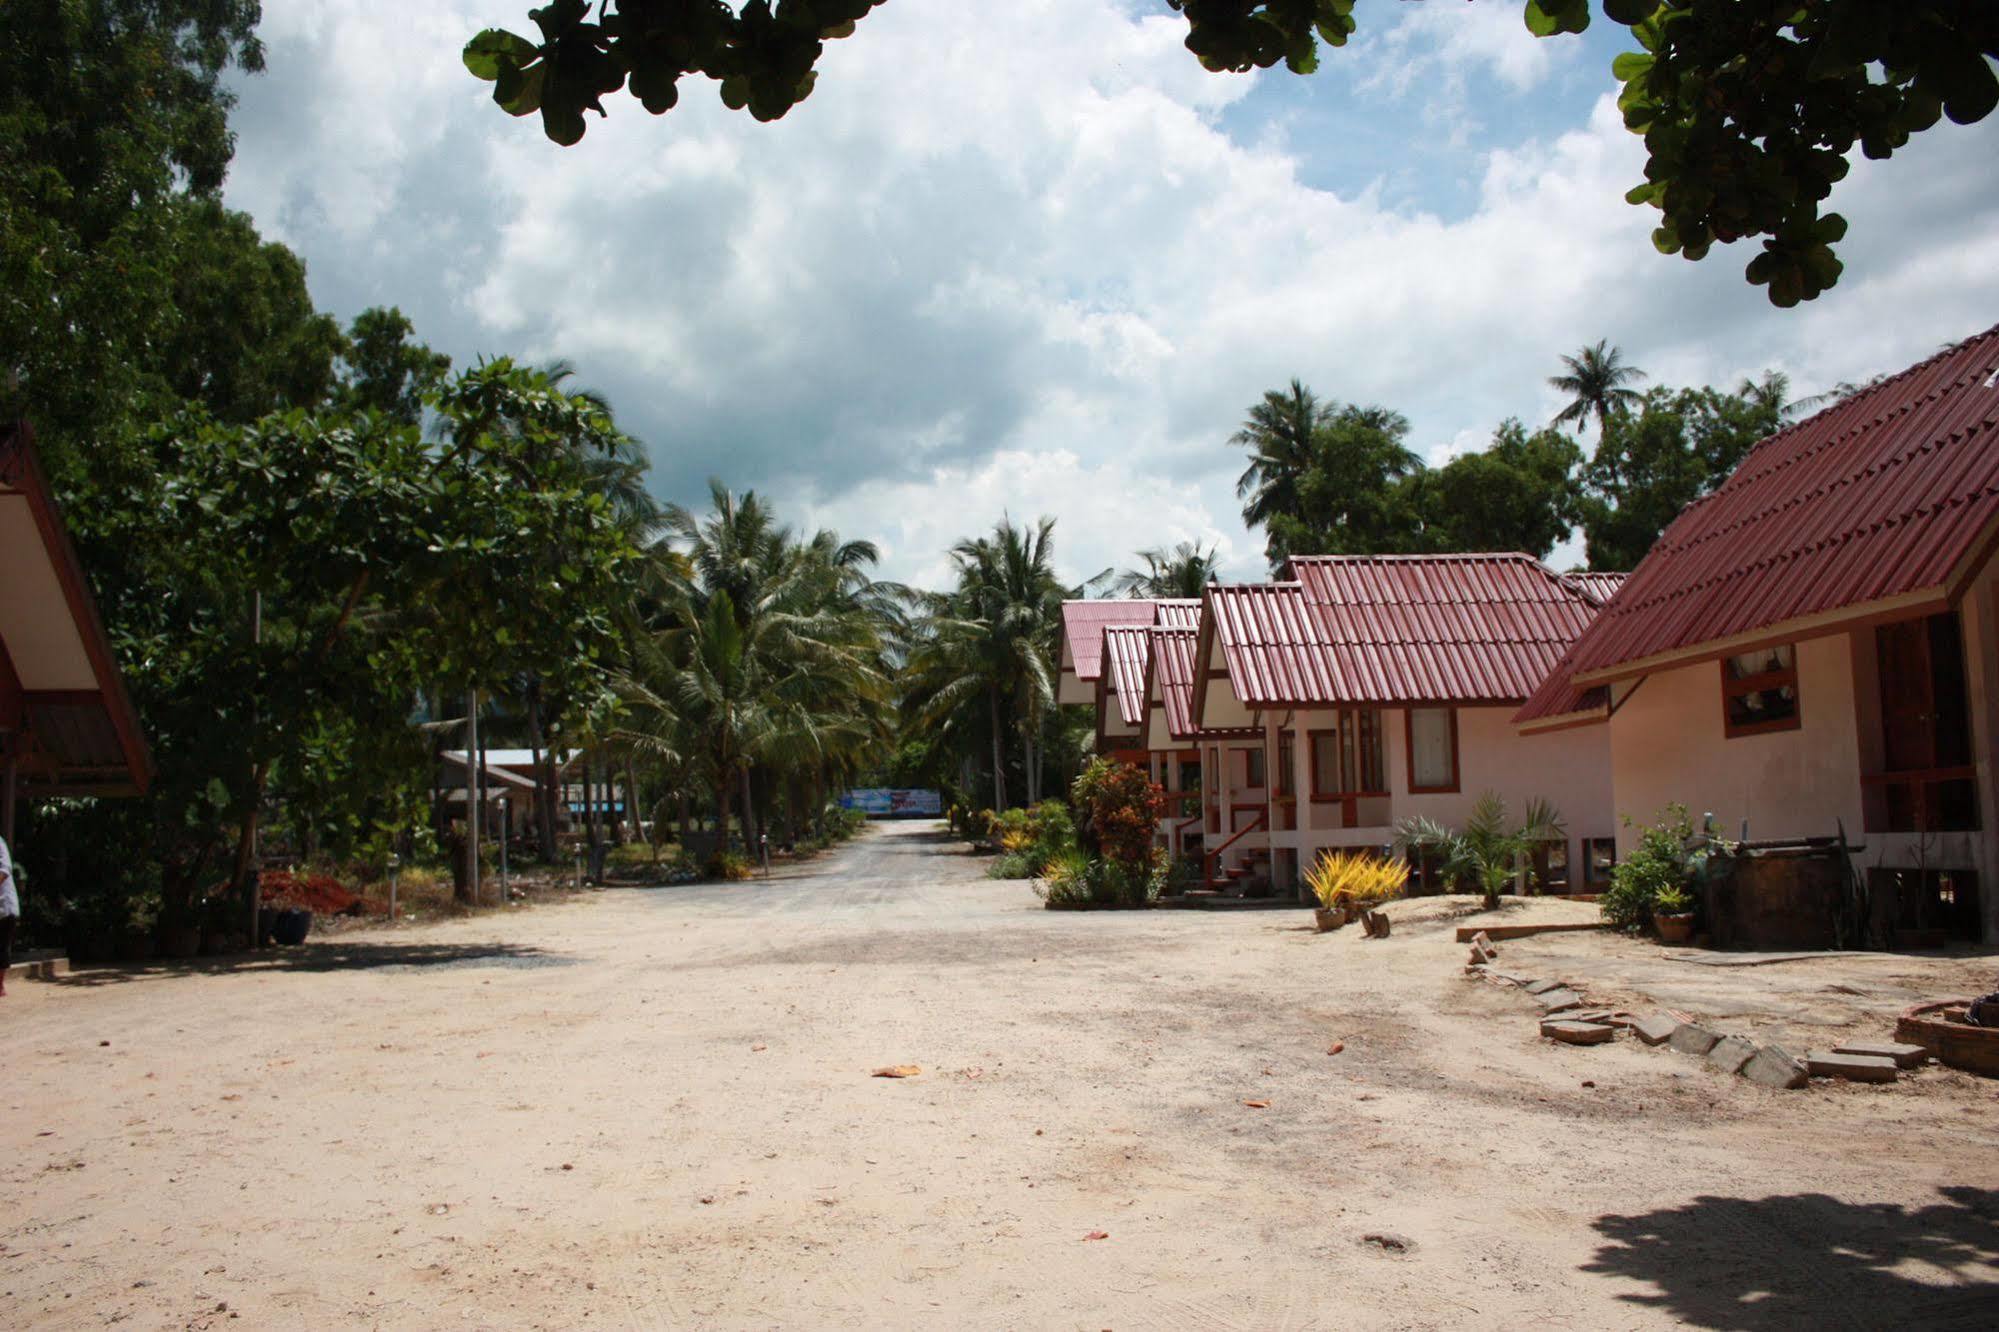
[467, 689, 481, 906]
[2, 747, 16, 846]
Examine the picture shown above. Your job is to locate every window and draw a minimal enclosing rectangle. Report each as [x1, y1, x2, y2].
[1245, 747, 1266, 789]
[1405, 707, 1459, 793]
[1276, 731, 1295, 797]
[1722, 644, 1800, 736]
[1309, 709, 1387, 797]
[1533, 840, 1570, 893]
[1179, 758, 1201, 795]
[1584, 838, 1616, 886]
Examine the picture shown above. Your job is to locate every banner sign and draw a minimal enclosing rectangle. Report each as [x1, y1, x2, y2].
[839, 788, 942, 817]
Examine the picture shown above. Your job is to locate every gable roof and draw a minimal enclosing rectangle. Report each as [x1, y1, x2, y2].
[1101, 625, 1152, 728]
[1154, 599, 1201, 630]
[1518, 324, 1999, 724]
[1562, 571, 1626, 608]
[1147, 627, 1200, 739]
[1060, 599, 1157, 683]
[1202, 582, 1339, 709]
[1, 422, 152, 796]
[1281, 554, 1597, 705]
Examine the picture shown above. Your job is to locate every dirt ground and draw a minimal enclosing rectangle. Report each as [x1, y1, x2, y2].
[6, 821, 1998, 1330]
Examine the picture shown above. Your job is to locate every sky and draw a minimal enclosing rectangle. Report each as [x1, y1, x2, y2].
[222, 1, 1999, 589]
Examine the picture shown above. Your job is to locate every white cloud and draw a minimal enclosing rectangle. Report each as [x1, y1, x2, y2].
[225, 1, 1999, 588]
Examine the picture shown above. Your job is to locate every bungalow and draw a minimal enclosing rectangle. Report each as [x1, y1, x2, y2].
[1517, 323, 1999, 945]
[1, 422, 152, 843]
[1063, 599, 1205, 850]
[1193, 554, 1619, 899]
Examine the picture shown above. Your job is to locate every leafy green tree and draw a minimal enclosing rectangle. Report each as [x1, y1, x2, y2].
[1549, 340, 1648, 441]
[1578, 379, 1785, 570]
[1407, 421, 1583, 560]
[1117, 541, 1220, 598]
[1259, 403, 1421, 566]
[1, 1, 268, 464]
[463, 2, 1996, 304]
[339, 307, 453, 426]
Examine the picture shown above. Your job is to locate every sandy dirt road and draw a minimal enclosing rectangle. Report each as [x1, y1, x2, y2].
[5, 820, 1997, 1329]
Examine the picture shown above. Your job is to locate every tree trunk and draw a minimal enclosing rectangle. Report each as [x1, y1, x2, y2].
[583, 755, 602, 883]
[525, 684, 559, 861]
[625, 756, 643, 845]
[741, 765, 758, 861]
[715, 773, 733, 866]
[988, 684, 1009, 812]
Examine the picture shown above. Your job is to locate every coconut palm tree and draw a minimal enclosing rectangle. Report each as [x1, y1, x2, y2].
[905, 516, 1083, 811]
[1549, 341, 1647, 439]
[1232, 379, 1332, 532]
[1116, 541, 1220, 598]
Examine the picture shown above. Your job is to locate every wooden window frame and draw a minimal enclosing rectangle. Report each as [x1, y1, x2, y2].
[1243, 746, 1266, 790]
[1307, 711, 1389, 802]
[1721, 646, 1801, 738]
[1404, 706, 1460, 794]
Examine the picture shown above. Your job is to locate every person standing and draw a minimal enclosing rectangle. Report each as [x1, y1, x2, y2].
[0, 832, 16, 997]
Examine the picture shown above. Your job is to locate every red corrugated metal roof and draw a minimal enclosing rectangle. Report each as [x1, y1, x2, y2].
[1204, 582, 1342, 708]
[1285, 554, 1598, 705]
[1102, 625, 1151, 727]
[1562, 571, 1626, 608]
[1061, 599, 1156, 681]
[1155, 599, 1201, 630]
[1518, 324, 1999, 724]
[1150, 627, 1201, 739]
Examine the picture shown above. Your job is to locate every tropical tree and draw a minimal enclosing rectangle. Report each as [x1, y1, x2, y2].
[1116, 541, 1219, 598]
[1232, 379, 1331, 535]
[619, 483, 897, 863]
[1393, 794, 1567, 912]
[1258, 402, 1423, 566]
[904, 516, 1086, 812]
[1549, 341, 1648, 440]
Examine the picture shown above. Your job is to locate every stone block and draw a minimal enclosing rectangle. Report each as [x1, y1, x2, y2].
[1741, 1044, 1809, 1090]
[1706, 1036, 1758, 1075]
[1668, 1023, 1721, 1056]
[1831, 1040, 1929, 1069]
[1471, 930, 1494, 952]
[1540, 1019, 1616, 1045]
[1630, 1015, 1677, 1046]
[1538, 988, 1586, 1014]
[1807, 1051, 1898, 1083]
[1523, 979, 1565, 995]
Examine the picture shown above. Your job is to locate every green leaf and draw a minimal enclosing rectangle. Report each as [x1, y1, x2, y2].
[1610, 51, 1653, 83]
[463, 29, 539, 81]
[1601, 0, 1657, 24]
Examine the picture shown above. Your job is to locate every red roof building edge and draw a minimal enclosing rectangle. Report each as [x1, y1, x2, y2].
[1061, 599, 1157, 682]
[1517, 323, 1999, 724]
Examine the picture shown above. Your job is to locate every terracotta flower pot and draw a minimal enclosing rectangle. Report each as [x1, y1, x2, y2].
[1315, 907, 1347, 933]
[1655, 912, 1696, 944]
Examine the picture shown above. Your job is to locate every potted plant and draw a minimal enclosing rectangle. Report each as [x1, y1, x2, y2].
[1393, 794, 1565, 912]
[1306, 850, 1408, 932]
[1652, 884, 1696, 943]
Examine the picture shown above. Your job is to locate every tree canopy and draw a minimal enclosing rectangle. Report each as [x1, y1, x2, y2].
[462, 1, 1997, 305]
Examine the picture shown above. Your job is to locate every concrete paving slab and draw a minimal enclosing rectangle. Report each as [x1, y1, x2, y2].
[1706, 1036, 1758, 1075]
[1541, 1019, 1616, 1045]
[1807, 1051, 1899, 1083]
[1668, 1023, 1721, 1056]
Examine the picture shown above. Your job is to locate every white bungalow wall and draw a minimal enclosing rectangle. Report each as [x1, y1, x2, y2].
[1265, 704, 1615, 903]
[1604, 550, 1999, 942]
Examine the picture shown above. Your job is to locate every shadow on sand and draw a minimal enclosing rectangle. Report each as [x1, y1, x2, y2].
[1584, 1187, 1999, 1329]
[55, 940, 571, 987]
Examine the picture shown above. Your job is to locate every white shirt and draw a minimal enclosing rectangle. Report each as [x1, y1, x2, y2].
[0, 834, 16, 918]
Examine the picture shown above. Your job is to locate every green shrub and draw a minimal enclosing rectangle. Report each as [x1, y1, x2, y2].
[1035, 847, 1165, 910]
[1600, 805, 1732, 933]
[703, 849, 755, 881]
[985, 801, 1077, 877]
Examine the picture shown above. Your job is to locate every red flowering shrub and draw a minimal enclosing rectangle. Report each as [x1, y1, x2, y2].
[1071, 758, 1166, 874]
[260, 869, 370, 916]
